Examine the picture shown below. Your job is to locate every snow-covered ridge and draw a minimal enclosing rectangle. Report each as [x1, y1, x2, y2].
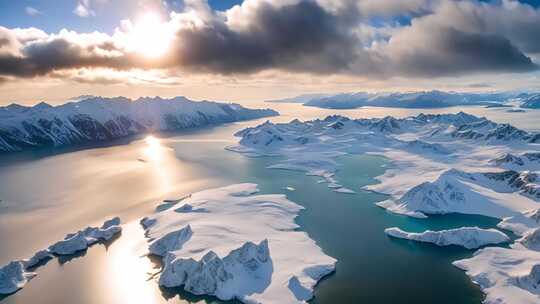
[384, 227, 510, 249]
[229, 112, 540, 304]
[267, 90, 535, 109]
[491, 152, 540, 170]
[379, 169, 540, 220]
[141, 183, 336, 304]
[520, 93, 540, 109]
[229, 112, 539, 194]
[0, 96, 278, 152]
[0, 218, 121, 295]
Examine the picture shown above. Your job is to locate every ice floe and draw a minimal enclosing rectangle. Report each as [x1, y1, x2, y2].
[141, 183, 336, 304]
[0, 217, 121, 295]
[230, 112, 540, 303]
[384, 227, 510, 249]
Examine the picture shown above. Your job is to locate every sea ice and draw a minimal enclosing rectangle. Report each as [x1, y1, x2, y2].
[0, 217, 122, 295]
[142, 183, 336, 304]
[385, 227, 510, 249]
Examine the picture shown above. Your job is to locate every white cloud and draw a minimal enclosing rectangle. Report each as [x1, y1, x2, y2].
[73, 0, 96, 17]
[25, 6, 42, 16]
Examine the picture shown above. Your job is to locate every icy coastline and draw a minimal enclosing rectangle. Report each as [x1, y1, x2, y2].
[230, 112, 540, 303]
[0, 218, 121, 295]
[141, 183, 336, 304]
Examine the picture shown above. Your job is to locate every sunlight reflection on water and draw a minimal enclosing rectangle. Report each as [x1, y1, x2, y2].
[106, 222, 161, 304]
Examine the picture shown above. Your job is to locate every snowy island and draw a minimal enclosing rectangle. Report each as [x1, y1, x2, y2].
[141, 183, 336, 304]
[0, 218, 121, 295]
[0, 96, 278, 152]
[229, 112, 540, 304]
[384, 227, 510, 249]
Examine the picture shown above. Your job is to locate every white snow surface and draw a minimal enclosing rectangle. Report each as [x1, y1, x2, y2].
[141, 183, 336, 304]
[454, 246, 540, 304]
[230, 112, 540, 304]
[49, 217, 121, 255]
[384, 227, 510, 249]
[0, 261, 36, 295]
[230, 113, 540, 224]
[0, 217, 121, 294]
[0, 96, 278, 152]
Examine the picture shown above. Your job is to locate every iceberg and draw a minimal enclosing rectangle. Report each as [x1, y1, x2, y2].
[49, 217, 122, 254]
[385, 227, 510, 249]
[0, 261, 36, 295]
[142, 183, 336, 304]
[0, 217, 121, 295]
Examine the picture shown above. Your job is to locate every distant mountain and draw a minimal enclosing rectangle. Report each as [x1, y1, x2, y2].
[520, 93, 540, 109]
[265, 94, 332, 103]
[269, 90, 531, 109]
[0, 96, 278, 152]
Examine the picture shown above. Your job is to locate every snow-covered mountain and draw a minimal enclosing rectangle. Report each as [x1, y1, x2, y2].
[268, 90, 528, 109]
[520, 93, 540, 109]
[0, 96, 278, 152]
[228, 111, 540, 304]
[491, 152, 540, 170]
[378, 169, 540, 219]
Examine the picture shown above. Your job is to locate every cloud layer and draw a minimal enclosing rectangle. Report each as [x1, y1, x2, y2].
[0, 0, 539, 83]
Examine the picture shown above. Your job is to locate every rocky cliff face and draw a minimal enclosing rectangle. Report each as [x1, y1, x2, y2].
[0, 96, 278, 152]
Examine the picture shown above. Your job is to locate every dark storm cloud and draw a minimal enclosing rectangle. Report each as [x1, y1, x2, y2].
[0, 0, 538, 81]
[171, 0, 361, 74]
[389, 27, 538, 77]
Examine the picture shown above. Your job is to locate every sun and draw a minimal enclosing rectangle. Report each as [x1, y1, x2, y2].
[128, 13, 172, 58]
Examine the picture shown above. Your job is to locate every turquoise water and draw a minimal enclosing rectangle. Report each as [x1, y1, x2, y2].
[0, 107, 528, 303]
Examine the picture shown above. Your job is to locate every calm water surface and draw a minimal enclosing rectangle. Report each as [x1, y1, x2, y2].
[0, 106, 537, 304]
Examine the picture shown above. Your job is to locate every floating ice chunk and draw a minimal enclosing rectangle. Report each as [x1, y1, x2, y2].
[0, 261, 36, 294]
[0, 263, 33, 294]
[333, 187, 356, 194]
[142, 183, 336, 304]
[49, 217, 122, 255]
[0, 217, 121, 295]
[22, 250, 52, 269]
[49, 232, 89, 255]
[385, 227, 510, 249]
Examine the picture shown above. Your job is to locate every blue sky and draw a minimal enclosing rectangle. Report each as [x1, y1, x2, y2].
[0, 0, 244, 33]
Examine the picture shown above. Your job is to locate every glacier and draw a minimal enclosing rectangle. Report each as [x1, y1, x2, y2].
[0, 96, 278, 152]
[453, 243, 540, 304]
[0, 217, 121, 295]
[141, 183, 336, 304]
[230, 111, 540, 304]
[384, 227, 510, 249]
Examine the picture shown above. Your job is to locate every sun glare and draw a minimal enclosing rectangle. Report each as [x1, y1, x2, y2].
[128, 13, 172, 58]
